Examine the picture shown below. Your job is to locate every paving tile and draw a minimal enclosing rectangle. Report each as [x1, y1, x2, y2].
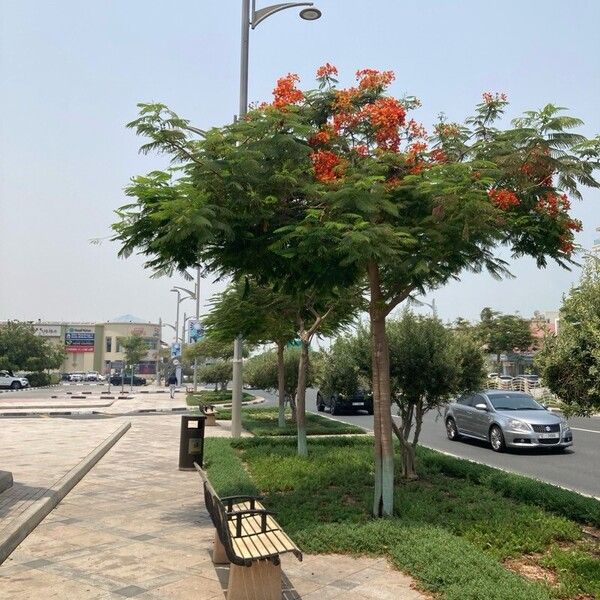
[0, 416, 425, 599]
[113, 585, 148, 597]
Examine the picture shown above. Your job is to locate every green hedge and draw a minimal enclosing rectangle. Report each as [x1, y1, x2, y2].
[417, 446, 600, 527]
[24, 372, 52, 387]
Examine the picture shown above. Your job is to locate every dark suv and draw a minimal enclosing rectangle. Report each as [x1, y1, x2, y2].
[316, 389, 373, 415]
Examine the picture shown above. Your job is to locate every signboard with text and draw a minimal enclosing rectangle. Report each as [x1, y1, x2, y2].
[65, 327, 95, 353]
[34, 324, 61, 337]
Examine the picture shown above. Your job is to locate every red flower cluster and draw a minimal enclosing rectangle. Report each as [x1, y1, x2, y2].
[308, 129, 332, 147]
[482, 92, 508, 104]
[362, 97, 406, 151]
[430, 148, 447, 163]
[356, 69, 395, 90]
[536, 192, 570, 217]
[488, 188, 520, 209]
[273, 73, 303, 108]
[559, 236, 574, 254]
[311, 150, 342, 182]
[520, 147, 553, 186]
[355, 144, 369, 156]
[566, 218, 582, 232]
[316, 63, 338, 78]
[435, 123, 461, 137]
[407, 119, 426, 139]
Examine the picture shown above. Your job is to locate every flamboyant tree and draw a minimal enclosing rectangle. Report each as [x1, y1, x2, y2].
[113, 65, 599, 516]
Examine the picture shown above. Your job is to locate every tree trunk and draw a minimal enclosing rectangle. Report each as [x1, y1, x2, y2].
[368, 262, 395, 517]
[287, 393, 297, 422]
[277, 342, 286, 428]
[295, 338, 309, 457]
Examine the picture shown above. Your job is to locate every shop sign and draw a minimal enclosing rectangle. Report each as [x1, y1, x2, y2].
[65, 327, 95, 353]
[34, 324, 61, 337]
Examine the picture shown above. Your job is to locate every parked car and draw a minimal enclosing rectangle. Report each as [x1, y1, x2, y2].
[109, 374, 147, 386]
[85, 371, 105, 381]
[60, 372, 71, 381]
[444, 390, 572, 452]
[0, 370, 30, 390]
[68, 372, 85, 382]
[316, 388, 373, 415]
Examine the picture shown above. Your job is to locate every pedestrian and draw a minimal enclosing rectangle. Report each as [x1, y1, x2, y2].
[168, 372, 178, 399]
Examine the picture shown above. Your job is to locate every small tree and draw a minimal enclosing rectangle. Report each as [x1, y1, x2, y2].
[198, 360, 233, 391]
[201, 281, 296, 427]
[477, 308, 534, 370]
[536, 259, 600, 416]
[121, 334, 147, 391]
[326, 313, 486, 479]
[0, 321, 64, 373]
[244, 347, 313, 415]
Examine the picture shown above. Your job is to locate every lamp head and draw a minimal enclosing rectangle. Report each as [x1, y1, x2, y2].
[299, 7, 321, 21]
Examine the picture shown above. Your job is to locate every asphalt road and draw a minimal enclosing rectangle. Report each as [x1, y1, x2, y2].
[256, 387, 600, 499]
[3, 383, 598, 497]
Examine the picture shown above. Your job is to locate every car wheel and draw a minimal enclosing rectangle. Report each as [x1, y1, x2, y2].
[330, 400, 339, 415]
[367, 405, 374, 415]
[489, 425, 506, 452]
[445, 417, 460, 441]
[10, 381, 21, 390]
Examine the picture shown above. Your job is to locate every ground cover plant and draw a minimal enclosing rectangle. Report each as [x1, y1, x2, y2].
[186, 390, 255, 406]
[204, 436, 600, 600]
[212, 406, 364, 437]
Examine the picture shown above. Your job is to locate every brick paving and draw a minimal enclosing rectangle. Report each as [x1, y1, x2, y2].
[0, 416, 424, 599]
[0, 418, 125, 536]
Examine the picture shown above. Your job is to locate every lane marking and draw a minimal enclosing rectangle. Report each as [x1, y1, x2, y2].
[570, 427, 600, 434]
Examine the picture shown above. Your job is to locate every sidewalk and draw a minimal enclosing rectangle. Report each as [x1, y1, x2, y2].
[0, 416, 424, 599]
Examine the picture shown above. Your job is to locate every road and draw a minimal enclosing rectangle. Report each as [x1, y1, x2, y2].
[2, 384, 598, 498]
[256, 388, 600, 498]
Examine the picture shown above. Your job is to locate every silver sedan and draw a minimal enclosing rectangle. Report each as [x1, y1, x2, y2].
[444, 390, 573, 452]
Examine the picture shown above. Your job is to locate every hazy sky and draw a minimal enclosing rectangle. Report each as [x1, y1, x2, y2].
[1, 0, 599, 339]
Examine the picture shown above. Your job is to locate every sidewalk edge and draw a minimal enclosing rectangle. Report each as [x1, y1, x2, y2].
[0, 421, 131, 565]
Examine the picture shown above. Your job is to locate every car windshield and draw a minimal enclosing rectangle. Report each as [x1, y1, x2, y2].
[489, 394, 544, 411]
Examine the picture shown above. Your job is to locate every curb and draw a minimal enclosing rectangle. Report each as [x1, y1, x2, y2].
[0, 384, 60, 395]
[0, 421, 131, 565]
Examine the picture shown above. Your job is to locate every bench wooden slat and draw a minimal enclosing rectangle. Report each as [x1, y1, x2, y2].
[194, 463, 302, 568]
[228, 516, 297, 556]
[229, 518, 281, 556]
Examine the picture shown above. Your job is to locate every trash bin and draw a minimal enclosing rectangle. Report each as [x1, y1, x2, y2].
[178, 414, 206, 471]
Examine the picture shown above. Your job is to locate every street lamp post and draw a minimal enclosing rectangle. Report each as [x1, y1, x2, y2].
[231, 0, 322, 438]
[193, 265, 201, 393]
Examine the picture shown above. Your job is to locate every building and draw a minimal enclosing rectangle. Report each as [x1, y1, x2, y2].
[29, 316, 161, 377]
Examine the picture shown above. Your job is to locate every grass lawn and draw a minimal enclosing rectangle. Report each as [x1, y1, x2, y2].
[204, 436, 600, 600]
[186, 390, 255, 406]
[213, 406, 365, 436]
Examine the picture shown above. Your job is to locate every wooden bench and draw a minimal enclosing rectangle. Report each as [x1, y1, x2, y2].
[194, 463, 302, 600]
[202, 405, 217, 426]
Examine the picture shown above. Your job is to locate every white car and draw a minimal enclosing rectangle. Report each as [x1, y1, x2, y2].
[0, 371, 30, 390]
[68, 372, 85, 382]
[85, 371, 105, 381]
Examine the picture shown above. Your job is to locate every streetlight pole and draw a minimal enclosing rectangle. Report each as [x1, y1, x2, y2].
[171, 289, 181, 344]
[193, 264, 201, 392]
[231, 0, 322, 439]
